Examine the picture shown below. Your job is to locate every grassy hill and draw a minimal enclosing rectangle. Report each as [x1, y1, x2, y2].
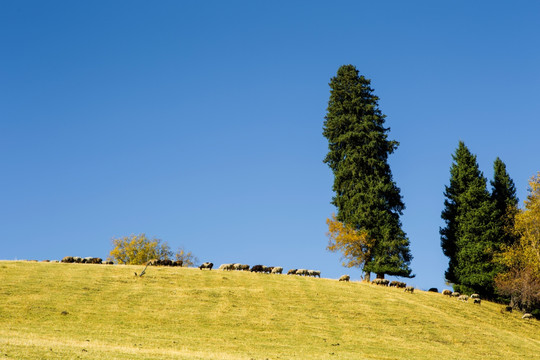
[0, 261, 538, 359]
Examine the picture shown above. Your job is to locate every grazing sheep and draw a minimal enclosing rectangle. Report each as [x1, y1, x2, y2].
[296, 269, 308, 276]
[250, 265, 264, 273]
[61, 256, 74, 263]
[451, 292, 460, 297]
[428, 288, 438, 293]
[239, 264, 250, 271]
[271, 267, 283, 274]
[503, 306, 513, 313]
[338, 275, 350, 282]
[372, 278, 389, 286]
[470, 293, 480, 299]
[219, 263, 235, 271]
[173, 260, 183, 267]
[473, 298, 481, 305]
[404, 286, 414, 293]
[389, 281, 405, 287]
[308, 270, 321, 278]
[105, 261, 114, 265]
[458, 295, 469, 302]
[199, 262, 213, 270]
[287, 269, 297, 275]
[442, 289, 452, 296]
[73, 257, 82, 263]
[161, 259, 173, 266]
[232, 263, 243, 270]
[522, 313, 534, 320]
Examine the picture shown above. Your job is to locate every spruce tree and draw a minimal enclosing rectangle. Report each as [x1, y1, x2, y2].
[440, 142, 500, 297]
[323, 65, 412, 279]
[491, 157, 519, 246]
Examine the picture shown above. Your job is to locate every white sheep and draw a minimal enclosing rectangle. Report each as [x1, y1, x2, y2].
[271, 267, 283, 274]
[338, 275, 350, 282]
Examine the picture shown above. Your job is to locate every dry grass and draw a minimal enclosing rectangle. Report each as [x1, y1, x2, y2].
[0, 261, 538, 359]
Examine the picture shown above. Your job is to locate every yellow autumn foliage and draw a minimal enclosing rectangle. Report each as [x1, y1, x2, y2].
[108, 233, 172, 265]
[495, 173, 540, 310]
[326, 213, 375, 270]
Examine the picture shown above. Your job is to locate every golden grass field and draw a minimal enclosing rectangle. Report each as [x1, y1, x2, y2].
[0, 260, 538, 359]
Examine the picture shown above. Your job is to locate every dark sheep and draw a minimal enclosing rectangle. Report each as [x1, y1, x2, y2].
[199, 262, 213, 270]
[442, 289, 452, 296]
[173, 260, 183, 267]
[61, 256, 74, 263]
[404, 286, 414, 293]
[428, 288, 438, 293]
[473, 298, 481, 305]
[250, 265, 264, 273]
[287, 269, 297, 275]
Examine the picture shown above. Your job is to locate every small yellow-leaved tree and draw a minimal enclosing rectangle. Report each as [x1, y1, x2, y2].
[495, 173, 540, 311]
[108, 234, 172, 265]
[326, 213, 375, 279]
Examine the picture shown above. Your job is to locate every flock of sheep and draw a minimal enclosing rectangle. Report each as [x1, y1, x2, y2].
[198, 262, 321, 277]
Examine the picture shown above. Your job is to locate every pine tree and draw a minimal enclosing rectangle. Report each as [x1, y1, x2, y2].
[491, 157, 519, 246]
[440, 142, 500, 297]
[323, 65, 413, 280]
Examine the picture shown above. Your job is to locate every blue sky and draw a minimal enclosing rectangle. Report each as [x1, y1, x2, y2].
[1, 1, 539, 290]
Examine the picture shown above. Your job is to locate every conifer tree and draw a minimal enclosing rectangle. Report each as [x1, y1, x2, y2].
[323, 65, 413, 280]
[491, 157, 519, 246]
[440, 142, 500, 297]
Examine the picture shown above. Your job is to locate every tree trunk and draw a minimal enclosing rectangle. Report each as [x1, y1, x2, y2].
[364, 272, 371, 282]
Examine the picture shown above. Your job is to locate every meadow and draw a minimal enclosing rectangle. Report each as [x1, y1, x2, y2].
[0, 261, 538, 359]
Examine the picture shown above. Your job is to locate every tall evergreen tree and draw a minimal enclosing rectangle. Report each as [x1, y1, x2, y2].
[440, 142, 500, 297]
[323, 65, 413, 280]
[491, 157, 519, 246]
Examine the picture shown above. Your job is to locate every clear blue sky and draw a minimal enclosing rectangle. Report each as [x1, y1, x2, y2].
[1, 1, 539, 290]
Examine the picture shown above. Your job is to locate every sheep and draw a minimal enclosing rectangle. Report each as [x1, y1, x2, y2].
[442, 289, 453, 296]
[308, 270, 321, 278]
[264, 266, 275, 274]
[199, 262, 213, 270]
[173, 260, 183, 267]
[232, 263, 242, 270]
[239, 264, 250, 271]
[296, 269, 308, 276]
[404, 286, 414, 293]
[473, 298, 481, 305]
[338, 275, 350, 282]
[522, 313, 534, 320]
[470, 293, 480, 299]
[161, 259, 173, 266]
[73, 257, 82, 263]
[61, 256, 74, 263]
[250, 265, 264, 273]
[287, 269, 297, 275]
[219, 263, 235, 271]
[372, 278, 389, 286]
[428, 288, 438, 293]
[271, 267, 283, 274]
[451, 292, 460, 297]
[458, 295, 469, 302]
[389, 281, 399, 287]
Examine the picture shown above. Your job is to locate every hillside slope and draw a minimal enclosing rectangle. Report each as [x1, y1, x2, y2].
[0, 261, 538, 359]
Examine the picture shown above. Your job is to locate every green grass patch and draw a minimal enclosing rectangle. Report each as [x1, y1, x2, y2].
[0, 261, 538, 359]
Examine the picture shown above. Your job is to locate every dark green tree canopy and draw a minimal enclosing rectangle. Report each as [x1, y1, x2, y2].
[323, 65, 412, 278]
[440, 142, 502, 298]
[491, 157, 519, 246]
